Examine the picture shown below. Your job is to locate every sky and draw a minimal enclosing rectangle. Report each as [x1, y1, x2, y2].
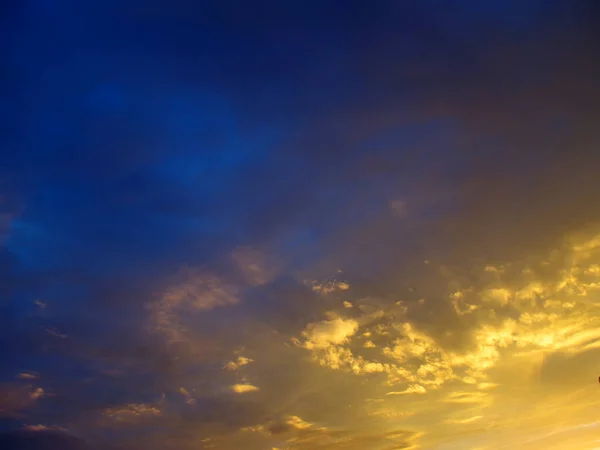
[1, 1, 600, 449]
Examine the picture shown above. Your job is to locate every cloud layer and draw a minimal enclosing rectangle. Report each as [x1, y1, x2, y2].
[1, 1, 600, 449]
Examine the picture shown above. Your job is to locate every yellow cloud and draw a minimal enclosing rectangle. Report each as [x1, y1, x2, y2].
[231, 383, 260, 394]
[386, 384, 427, 395]
[309, 280, 350, 294]
[480, 288, 512, 305]
[224, 356, 254, 370]
[295, 317, 359, 350]
[444, 391, 491, 405]
[443, 415, 483, 424]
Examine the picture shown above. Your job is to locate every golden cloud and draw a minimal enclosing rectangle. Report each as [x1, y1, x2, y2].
[225, 355, 254, 370]
[231, 383, 260, 394]
[294, 317, 359, 350]
[309, 280, 350, 295]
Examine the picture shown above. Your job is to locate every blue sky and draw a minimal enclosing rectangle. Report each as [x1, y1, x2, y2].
[1, 1, 600, 449]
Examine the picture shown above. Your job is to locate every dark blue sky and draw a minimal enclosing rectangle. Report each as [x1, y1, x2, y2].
[1, 1, 600, 449]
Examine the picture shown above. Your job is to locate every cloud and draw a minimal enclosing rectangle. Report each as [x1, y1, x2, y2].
[443, 415, 483, 425]
[232, 247, 280, 286]
[3, 3, 600, 450]
[243, 415, 423, 450]
[34, 299, 46, 309]
[161, 268, 240, 311]
[231, 383, 260, 394]
[178, 387, 196, 405]
[17, 371, 39, 380]
[242, 415, 317, 435]
[309, 280, 351, 295]
[295, 317, 359, 350]
[22, 424, 68, 432]
[225, 356, 254, 370]
[102, 403, 161, 423]
[386, 385, 427, 396]
[0, 384, 45, 418]
[150, 267, 241, 344]
[443, 391, 491, 405]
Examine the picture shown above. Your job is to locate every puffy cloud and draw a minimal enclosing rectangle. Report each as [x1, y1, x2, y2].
[295, 318, 359, 350]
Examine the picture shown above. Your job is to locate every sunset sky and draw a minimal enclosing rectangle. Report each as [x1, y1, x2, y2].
[2, 1, 600, 449]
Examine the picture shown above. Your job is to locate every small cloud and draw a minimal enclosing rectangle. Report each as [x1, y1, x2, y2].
[343, 301, 353, 308]
[17, 371, 39, 380]
[231, 383, 259, 394]
[178, 387, 196, 405]
[364, 340, 376, 348]
[294, 317, 359, 350]
[45, 328, 67, 339]
[386, 385, 427, 395]
[22, 424, 67, 432]
[103, 403, 161, 422]
[224, 356, 254, 371]
[444, 415, 483, 425]
[444, 391, 490, 404]
[242, 415, 322, 436]
[232, 247, 279, 286]
[309, 280, 350, 294]
[30, 388, 45, 401]
[21, 424, 50, 431]
[34, 300, 46, 309]
[483, 265, 505, 273]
